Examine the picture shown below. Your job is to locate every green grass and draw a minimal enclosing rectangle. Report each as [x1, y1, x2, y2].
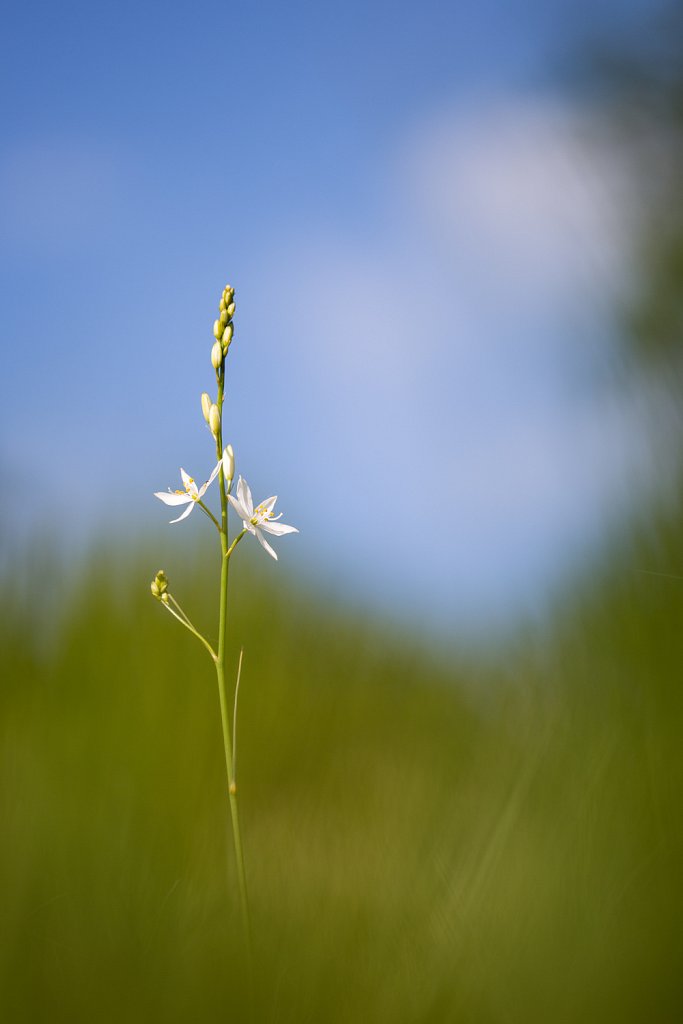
[1, 522, 682, 1022]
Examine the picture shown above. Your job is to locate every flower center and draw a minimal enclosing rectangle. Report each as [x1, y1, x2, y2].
[251, 504, 282, 526]
[174, 476, 198, 499]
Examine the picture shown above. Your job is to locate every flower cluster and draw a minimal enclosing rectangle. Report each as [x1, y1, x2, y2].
[152, 280, 298, 559]
[211, 284, 236, 372]
[150, 569, 169, 601]
[154, 459, 297, 560]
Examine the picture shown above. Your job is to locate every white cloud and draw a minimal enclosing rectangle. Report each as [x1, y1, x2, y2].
[250, 94, 665, 629]
[400, 96, 634, 302]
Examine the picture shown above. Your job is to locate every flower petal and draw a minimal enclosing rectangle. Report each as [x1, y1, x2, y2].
[154, 490, 192, 506]
[259, 496, 277, 514]
[228, 493, 250, 523]
[169, 501, 196, 524]
[209, 459, 222, 484]
[198, 460, 221, 498]
[254, 528, 278, 560]
[236, 476, 254, 516]
[180, 468, 198, 497]
[259, 520, 299, 537]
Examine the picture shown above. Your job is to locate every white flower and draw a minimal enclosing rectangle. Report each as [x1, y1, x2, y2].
[228, 475, 298, 560]
[154, 463, 221, 523]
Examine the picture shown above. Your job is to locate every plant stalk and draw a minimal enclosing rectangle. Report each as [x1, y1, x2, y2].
[214, 366, 254, 994]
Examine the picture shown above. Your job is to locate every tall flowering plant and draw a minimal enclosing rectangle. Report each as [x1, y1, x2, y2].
[150, 283, 298, 982]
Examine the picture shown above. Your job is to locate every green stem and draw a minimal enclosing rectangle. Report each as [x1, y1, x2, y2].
[197, 499, 221, 532]
[214, 366, 254, 993]
[227, 529, 247, 560]
[232, 647, 244, 780]
[161, 599, 216, 661]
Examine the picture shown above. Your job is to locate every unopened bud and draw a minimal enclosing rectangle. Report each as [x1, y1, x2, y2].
[220, 309, 230, 327]
[224, 285, 234, 302]
[219, 296, 227, 312]
[201, 392, 212, 422]
[151, 569, 169, 599]
[226, 302, 236, 318]
[213, 319, 222, 340]
[223, 444, 235, 482]
[211, 341, 223, 369]
[209, 403, 221, 436]
[222, 323, 233, 346]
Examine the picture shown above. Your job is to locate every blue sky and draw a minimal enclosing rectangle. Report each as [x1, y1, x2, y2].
[0, 0, 666, 637]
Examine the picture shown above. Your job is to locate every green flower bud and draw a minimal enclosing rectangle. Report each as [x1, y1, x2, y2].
[220, 309, 230, 327]
[224, 284, 234, 301]
[222, 323, 233, 346]
[213, 319, 222, 340]
[226, 302, 236, 318]
[209, 403, 221, 436]
[219, 296, 227, 312]
[201, 392, 212, 422]
[151, 569, 168, 599]
[211, 341, 223, 369]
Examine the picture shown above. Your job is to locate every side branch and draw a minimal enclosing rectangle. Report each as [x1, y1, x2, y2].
[161, 598, 217, 661]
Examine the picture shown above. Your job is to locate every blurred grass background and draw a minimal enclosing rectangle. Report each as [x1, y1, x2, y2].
[1, 503, 683, 1022]
[3, 8, 683, 1023]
